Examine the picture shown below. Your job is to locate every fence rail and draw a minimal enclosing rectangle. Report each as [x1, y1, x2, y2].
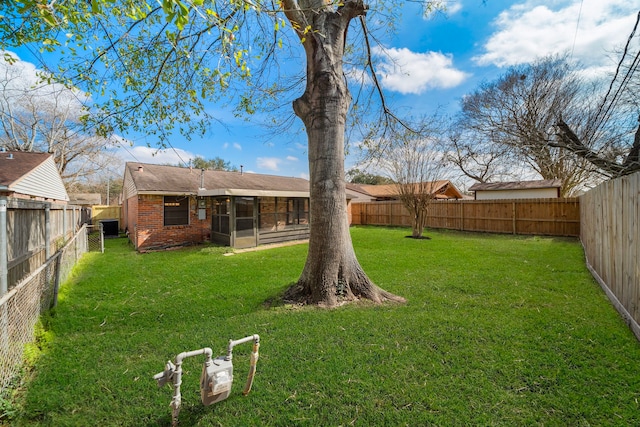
[351, 198, 580, 237]
[580, 172, 640, 340]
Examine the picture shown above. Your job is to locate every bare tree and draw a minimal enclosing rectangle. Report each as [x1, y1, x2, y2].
[553, 12, 640, 178]
[0, 53, 119, 185]
[374, 120, 446, 238]
[443, 125, 522, 185]
[459, 55, 600, 195]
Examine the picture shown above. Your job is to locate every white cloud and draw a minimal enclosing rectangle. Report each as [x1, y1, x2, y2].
[371, 46, 469, 94]
[422, 0, 462, 18]
[257, 157, 281, 171]
[117, 145, 195, 165]
[445, 1, 462, 15]
[474, 0, 638, 73]
[222, 142, 242, 150]
[1, 50, 90, 117]
[256, 156, 300, 172]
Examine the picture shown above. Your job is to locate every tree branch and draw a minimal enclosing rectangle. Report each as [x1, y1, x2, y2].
[358, 15, 414, 133]
[553, 117, 639, 177]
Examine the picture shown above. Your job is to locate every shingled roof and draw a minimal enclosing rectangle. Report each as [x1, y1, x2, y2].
[351, 181, 464, 200]
[0, 151, 69, 201]
[124, 162, 310, 197]
[0, 151, 51, 187]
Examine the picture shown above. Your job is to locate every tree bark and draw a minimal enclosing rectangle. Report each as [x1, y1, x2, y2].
[282, 0, 405, 306]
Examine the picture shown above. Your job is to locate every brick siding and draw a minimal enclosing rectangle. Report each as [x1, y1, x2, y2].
[129, 195, 211, 251]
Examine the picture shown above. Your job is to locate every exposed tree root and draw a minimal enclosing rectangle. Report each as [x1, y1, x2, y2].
[282, 280, 406, 308]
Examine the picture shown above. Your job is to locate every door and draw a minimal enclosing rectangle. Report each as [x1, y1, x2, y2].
[234, 197, 257, 248]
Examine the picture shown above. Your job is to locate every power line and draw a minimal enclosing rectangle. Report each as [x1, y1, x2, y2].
[592, 11, 640, 132]
[569, 0, 584, 61]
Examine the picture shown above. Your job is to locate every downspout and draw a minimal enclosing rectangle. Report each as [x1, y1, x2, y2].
[0, 196, 7, 296]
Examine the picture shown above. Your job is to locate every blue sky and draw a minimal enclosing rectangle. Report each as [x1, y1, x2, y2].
[6, 0, 640, 182]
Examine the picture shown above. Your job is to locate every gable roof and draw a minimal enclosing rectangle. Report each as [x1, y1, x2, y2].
[0, 151, 69, 201]
[0, 151, 51, 186]
[352, 181, 464, 200]
[468, 179, 562, 192]
[124, 162, 310, 198]
[345, 183, 376, 201]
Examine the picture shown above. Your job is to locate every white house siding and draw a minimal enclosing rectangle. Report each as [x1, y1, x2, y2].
[475, 188, 558, 200]
[10, 157, 69, 202]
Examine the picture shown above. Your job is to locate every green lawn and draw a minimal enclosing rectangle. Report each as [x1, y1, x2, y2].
[5, 226, 640, 426]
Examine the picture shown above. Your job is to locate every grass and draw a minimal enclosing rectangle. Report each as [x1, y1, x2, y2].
[4, 226, 640, 426]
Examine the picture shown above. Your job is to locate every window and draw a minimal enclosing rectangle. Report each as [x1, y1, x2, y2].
[286, 198, 309, 226]
[164, 196, 189, 226]
[259, 197, 309, 231]
[258, 197, 277, 231]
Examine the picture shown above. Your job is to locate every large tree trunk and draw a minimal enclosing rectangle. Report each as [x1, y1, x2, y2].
[282, 0, 405, 306]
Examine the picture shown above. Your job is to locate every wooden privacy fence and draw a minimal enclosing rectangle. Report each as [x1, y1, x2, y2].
[351, 198, 580, 237]
[580, 172, 640, 340]
[4, 198, 88, 291]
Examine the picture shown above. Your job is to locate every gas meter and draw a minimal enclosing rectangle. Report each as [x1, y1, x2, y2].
[201, 356, 234, 405]
[153, 334, 260, 426]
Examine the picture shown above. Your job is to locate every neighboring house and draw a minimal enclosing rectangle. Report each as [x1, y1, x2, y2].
[70, 193, 122, 236]
[122, 162, 311, 251]
[468, 179, 562, 200]
[0, 150, 69, 203]
[344, 183, 378, 224]
[345, 183, 377, 202]
[68, 193, 102, 206]
[350, 181, 464, 201]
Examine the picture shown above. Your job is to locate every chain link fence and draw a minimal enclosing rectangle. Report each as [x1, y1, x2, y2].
[0, 224, 102, 392]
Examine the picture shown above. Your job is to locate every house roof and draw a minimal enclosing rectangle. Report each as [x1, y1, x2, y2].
[468, 179, 562, 192]
[0, 151, 51, 187]
[345, 183, 376, 201]
[68, 193, 102, 205]
[0, 150, 69, 201]
[352, 181, 464, 200]
[124, 162, 310, 198]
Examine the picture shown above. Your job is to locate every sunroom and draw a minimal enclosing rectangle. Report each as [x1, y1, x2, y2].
[122, 162, 311, 251]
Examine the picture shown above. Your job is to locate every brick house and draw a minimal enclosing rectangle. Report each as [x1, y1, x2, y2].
[122, 162, 311, 251]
